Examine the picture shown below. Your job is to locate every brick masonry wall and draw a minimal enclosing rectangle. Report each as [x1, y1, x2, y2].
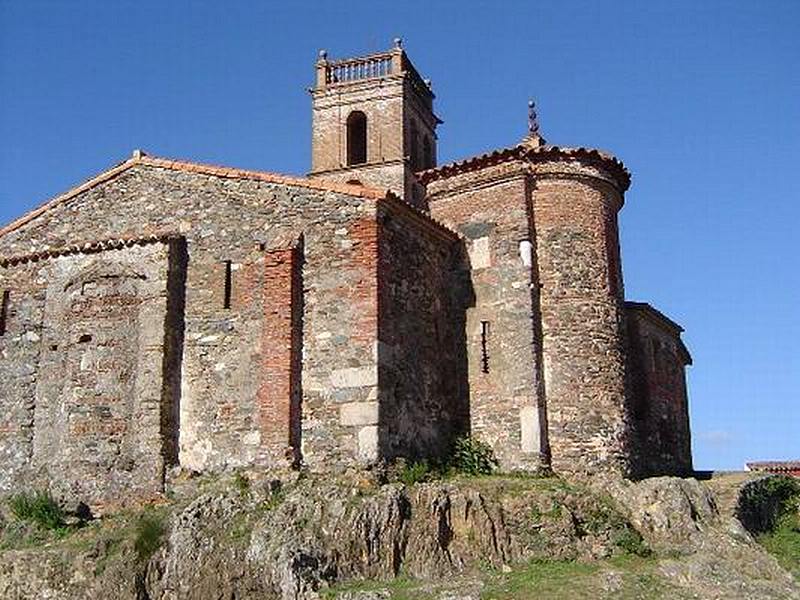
[530, 160, 631, 476]
[310, 73, 436, 207]
[258, 243, 303, 467]
[374, 199, 466, 462]
[0, 241, 174, 508]
[626, 307, 693, 475]
[427, 161, 546, 471]
[310, 77, 407, 197]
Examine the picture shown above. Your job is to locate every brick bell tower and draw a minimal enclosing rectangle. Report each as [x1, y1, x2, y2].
[309, 39, 441, 206]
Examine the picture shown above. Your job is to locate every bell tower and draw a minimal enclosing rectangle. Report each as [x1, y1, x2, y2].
[309, 39, 441, 206]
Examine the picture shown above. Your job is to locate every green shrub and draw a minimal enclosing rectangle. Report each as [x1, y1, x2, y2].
[399, 460, 435, 485]
[758, 511, 800, 579]
[738, 476, 800, 534]
[448, 436, 498, 476]
[612, 526, 651, 557]
[8, 491, 67, 532]
[134, 514, 166, 563]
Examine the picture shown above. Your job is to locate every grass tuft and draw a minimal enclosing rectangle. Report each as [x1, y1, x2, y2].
[758, 511, 800, 579]
[8, 491, 67, 533]
[133, 513, 166, 563]
[398, 460, 435, 486]
[233, 471, 251, 497]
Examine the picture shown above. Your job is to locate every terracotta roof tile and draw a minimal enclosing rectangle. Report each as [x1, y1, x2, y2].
[0, 233, 179, 268]
[418, 143, 631, 191]
[746, 461, 800, 473]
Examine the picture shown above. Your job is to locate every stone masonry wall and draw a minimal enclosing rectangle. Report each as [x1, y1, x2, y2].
[0, 268, 45, 496]
[375, 199, 466, 462]
[304, 213, 382, 467]
[626, 305, 693, 476]
[530, 161, 631, 475]
[0, 240, 177, 508]
[0, 162, 388, 478]
[427, 161, 546, 471]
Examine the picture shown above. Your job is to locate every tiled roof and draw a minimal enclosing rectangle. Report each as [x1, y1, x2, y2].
[0, 152, 391, 239]
[0, 233, 178, 268]
[418, 142, 631, 191]
[746, 461, 800, 473]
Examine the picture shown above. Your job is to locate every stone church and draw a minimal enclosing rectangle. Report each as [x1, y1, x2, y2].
[0, 42, 693, 508]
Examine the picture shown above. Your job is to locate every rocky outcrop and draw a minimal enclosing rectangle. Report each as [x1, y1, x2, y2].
[0, 473, 797, 599]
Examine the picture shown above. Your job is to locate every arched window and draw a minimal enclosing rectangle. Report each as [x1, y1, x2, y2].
[346, 111, 367, 166]
[423, 136, 433, 169]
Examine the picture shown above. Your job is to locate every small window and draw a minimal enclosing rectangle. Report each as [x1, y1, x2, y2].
[410, 122, 420, 171]
[223, 260, 233, 309]
[0, 291, 9, 336]
[423, 136, 433, 169]
[480, 320, 490, 374]
[346, 111, 367, 166]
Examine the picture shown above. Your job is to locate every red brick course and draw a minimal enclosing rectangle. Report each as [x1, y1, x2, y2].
[258, 244, 303, 466]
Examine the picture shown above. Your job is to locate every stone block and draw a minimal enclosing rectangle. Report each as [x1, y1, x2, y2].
[469, 237, 491, 269]
[358, 425, 379, 462]
[340, 402, 379, 426]
[330, 365, 378, 389]
[520, 405, 540, 454]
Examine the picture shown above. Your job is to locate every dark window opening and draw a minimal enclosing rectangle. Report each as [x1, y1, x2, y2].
[409, 122, 420, 171]
[423, 136, 433, 169]
[223, 260, 233, 309]
[605, 219, 621, 297]
[0, 291, 9, 336]
[78, 334, 92, 344]
[480, 320, 490, 374]
[346, 111, 367, 166]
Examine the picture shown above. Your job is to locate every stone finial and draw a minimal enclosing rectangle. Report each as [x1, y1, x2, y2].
[318, 49, 328, 60]
[527, 100, 540, 137]
[132, 149, 146, 159]
[523, 99, 545, 147]
[393, 37, 403, 50]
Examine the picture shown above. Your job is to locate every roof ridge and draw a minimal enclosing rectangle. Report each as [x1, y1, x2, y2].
[0, 157, 137, 239]
[136, 154, 389, 199]
[0, 152, 392, 239]
[0, 232, 179, 267]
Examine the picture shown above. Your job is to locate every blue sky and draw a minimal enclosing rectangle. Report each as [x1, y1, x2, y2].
[1, 1, 797, 470]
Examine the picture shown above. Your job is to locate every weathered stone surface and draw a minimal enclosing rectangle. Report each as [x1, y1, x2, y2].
[0, 474, 796, 600]
[0, 240, 179, 507]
